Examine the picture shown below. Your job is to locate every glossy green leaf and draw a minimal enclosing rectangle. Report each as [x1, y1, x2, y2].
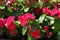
[8, 7, 12, 13]
[39, 14, 46, 23]
[22, 27, 27, 36]
[50, 20, 55, 25]
[24, 7, 29, 12]
[0, 6, 5, 9]
[27, 33, 31, 40]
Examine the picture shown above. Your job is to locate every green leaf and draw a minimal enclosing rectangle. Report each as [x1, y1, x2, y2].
[24, 7, 29, 12]
[0, 29, 3, 35]
[57, 32, 60, 40]
[46, 16, 54, 20]
[54, 19, 60, 30]
[22, 27, 27, 36]
[0, 5, 5, 9]
[39, 14, 46, 23]
[17, 0, 24, 3]
[8, 7, 12, 13]
[50, 20, 55, 25]
[58, 0, 60, 2]
[27, 33, 31, 40]
[50, 0, 57, 2]
[15, 21, 20, 24]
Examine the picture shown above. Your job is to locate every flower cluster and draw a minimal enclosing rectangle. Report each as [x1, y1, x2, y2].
[0, 0, 60, 40]
[18, 13, 35, 26]
[42, 7, 60, 19]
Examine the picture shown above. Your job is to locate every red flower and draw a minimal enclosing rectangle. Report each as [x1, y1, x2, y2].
[0, 18, 5, 28]
[10, 31, 16, 36]
[42, 7, 51, 15]
[57, 10, 60, 19]
[7, 3, 12, 7]
[34, 8, 41, 15]
[28, 25, 40, 39]
[18, 15, 28, 26]
[23, 13, 35, 20]
[44, 25, 49, 31]
[26, 0, 30, 6]
[6, 16, 16, 31]
[30, 28, 40, 39]
[18, 13, 35, 26]
[8, 0, 16, 3]
[50, 8, 58, 16]
[6, 16, 15, 26]
[46, 32, 52, 38]
[6, 23, 16, 31]
[7, 0, 16, 7]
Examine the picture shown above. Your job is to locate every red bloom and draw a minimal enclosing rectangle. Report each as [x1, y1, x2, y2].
[44, 25, 49, 31]
[42, 7, 51, 15]
[34, 8, 41, 15]
[6, 16, 16, 31]
[18, 13, 35, 26]
[8, 0, 16, 3]
[23, 13, 35, 20]
[57, 10, 60, 19]
[10, 31, 16, 36]
[50, 8, 58, 16]
[18, 15, 28, 26]
[28, 25, 40, 39]
[0, 18, 5, 28]
[46, 32, 52, 38]
[26, 0, 30, 6]
[6, 16, 15, 26]
[30, 28, 40, 39]
[7, 0, 16, 7]
[6, 23, 16, 31]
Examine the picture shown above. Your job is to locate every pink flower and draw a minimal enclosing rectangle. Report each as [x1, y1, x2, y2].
[34, 8, 41, 15]
[7, 3, 12, 7]
[44, 25, 49, 31]
[7, 0, 16, 7]
[23, 13, 35, 20]
[28, 25, 40, 39]
[6, 16, 16, 31]
[21, 19, 28, 26]
[42, 7, 51, 15]
[8, 0, 16, 3]
[50, 8, 58, 16]
[29, 28, 40, 39]
[6, 16, 15, 26]
[26, 0, 30, 6]
[7, 23, 16, 31]
[10, 31, 16, 36]
[0, 18, 6, 28]
[18, 13, 35, 26]
[57, 10, 60, 19]
[18, 15, 28, 26]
